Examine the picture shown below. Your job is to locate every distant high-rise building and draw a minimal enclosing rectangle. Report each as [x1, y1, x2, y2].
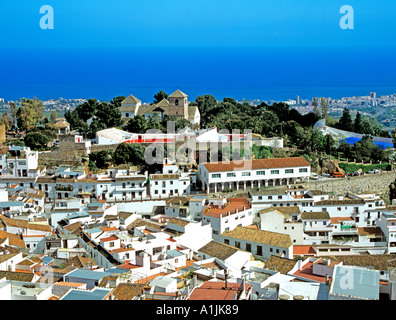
[296, 95, 300, 104]
[370, 92, 377, 99]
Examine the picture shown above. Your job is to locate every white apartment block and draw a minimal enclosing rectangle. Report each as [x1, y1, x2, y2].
[202, 196, 254, 240]
[0, 146, 39, 179]
[219, 226, 294, 260]
[198, 157, 310, 194]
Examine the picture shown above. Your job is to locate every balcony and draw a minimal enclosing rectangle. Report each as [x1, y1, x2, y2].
[55, 185, 73, 191]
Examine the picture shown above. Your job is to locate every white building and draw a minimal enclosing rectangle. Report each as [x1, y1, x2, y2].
[198, 157, 311, 194]
[202, 196, 254, 240]
[219, 226, 294, 260]
[259, 207, 304, 245]
[0, 146, 39, 179]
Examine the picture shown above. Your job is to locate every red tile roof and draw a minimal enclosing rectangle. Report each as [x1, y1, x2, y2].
[203, 198, 251, 218]
[293, 245, 316, 256]
[189, 281, 251, 300]
[101, 236, 117, 242]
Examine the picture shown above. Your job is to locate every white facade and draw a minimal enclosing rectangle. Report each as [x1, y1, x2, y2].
[259, 209, 304, 245]
[198, 157, 311, 194]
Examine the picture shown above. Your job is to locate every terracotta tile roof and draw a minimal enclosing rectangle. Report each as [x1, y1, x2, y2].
[166, 196, 191, 205]
[357, 227, 384, 236]
[0, 270, 34, 282]
[221, 226, 292, 248]
[264, 255, 296, 274]
[101, 236, 117, 242]
[0, 230, 25, 247]
[329, 254, 396, 270]
[64, 256, 96, 268]
[0, 215, 51, 232]
[203, 198, 251, 218]
[198, 241, 241, 261]
[150, 174, 179, 180]
[0, 253, 19, 264]
[112, 283, 145, 300]
[301, 211, 330, 220]
[167, 218, 191, 227]
[189, 281, 251, 300]
[100, 227, 118, 232]
[293, 245, 316, 256]
[275, 206, 301, 215]
[292, 261, 331, 283]
[330, 217, 354, 224]
[54, 281, 86, 288]
[203, 157, 310, 173]
[63, 221, 82, 234]
[127, 218, 164, 231]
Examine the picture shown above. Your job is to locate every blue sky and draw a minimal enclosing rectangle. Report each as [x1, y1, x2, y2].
[1, 0, 395, 49]
[0, 1, 395, 101]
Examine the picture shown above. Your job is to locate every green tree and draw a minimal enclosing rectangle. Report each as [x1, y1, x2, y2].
[24, 132, 49, 150]
[338, 108, 353, 131]
[50, 110, 57, 124]
[113, 143, 132, 165]
[320, 97, 329, 119]
[125, 115, 148, 133]
[16, 105, 35, 131]
[95, 101, 122, 128]
[196, 94, 218, 126]
[9, 102, 18, 128]
[154, 91, 168, 104]
[109, 95, 126, 109]
[354, 112, 363, 134]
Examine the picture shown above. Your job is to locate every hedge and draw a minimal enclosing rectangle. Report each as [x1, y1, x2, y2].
[338, 162, 391, 174]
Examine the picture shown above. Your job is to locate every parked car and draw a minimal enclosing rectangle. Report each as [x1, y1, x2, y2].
[331, 171, 345, 178]
[310, 173, 319, 180]
[367, 169, 380, 174]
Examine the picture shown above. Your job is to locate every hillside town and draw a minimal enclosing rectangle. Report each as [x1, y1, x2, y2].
[0, 89, 396, 303]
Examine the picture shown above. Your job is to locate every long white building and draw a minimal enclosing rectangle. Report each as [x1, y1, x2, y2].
[197, 157, 311, 193]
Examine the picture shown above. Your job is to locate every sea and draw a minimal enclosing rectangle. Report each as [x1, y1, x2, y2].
[1, 47, 396, 103]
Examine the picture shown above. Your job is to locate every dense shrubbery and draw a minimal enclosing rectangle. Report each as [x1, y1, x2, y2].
[338, 162, 391, 174]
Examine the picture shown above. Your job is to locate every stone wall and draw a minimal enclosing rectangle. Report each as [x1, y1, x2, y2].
[300, 171, 396, 203]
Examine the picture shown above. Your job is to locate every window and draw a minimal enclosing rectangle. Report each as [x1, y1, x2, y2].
[271, 170, 279, 175]
[235, 241, 240, 248]
[227, 173, 236, 178]
[285, 169, 293, 174]
[256, 171, 265, 176]
[175, 99, 179, 106]
[299, 168, 308, 173]
[212, 174, 221, 178]
[224, 239, 229, 245]
[213, 230, 219, 235]
[246, 243, 251, 252]
[257, 245, 263, 256]
[242, 172, 251, 176]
